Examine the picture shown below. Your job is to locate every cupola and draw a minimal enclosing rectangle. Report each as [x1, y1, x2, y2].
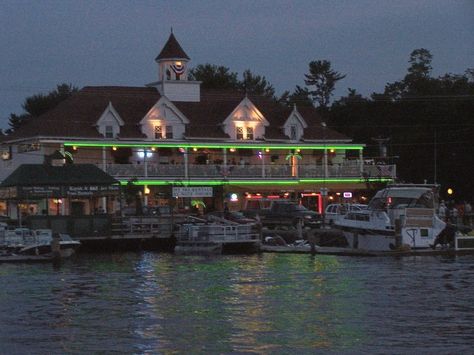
[146, 30, 201, 102]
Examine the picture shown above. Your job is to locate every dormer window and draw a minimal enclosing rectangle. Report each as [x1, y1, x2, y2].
[166, 125, 173, 139]
[290, 125, 297, 140]
[154, 125, 163, 139]
[236, 127, 244, 140]
[105, 125, 114, 138]
[246, 127, 254, 140]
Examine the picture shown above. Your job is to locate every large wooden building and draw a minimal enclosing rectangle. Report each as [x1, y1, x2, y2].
[0, 32, 395, 216]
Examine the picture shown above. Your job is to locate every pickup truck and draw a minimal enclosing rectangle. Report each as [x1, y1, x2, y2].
[242, 200, 322, 228]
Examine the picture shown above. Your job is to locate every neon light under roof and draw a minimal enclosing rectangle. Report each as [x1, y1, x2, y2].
[119, 177, 393, 186]
[63, 141, 364, 150]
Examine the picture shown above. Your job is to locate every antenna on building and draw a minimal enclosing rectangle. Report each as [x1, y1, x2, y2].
[372, 136, 390, 159]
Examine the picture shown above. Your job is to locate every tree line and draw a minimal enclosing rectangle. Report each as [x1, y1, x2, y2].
[2, 49, 474, 200]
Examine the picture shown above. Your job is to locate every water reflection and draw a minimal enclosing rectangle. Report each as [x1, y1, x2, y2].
[0, 253, 473, 353]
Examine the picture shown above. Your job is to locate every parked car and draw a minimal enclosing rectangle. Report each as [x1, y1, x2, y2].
[324, 203, 368, 225]
[243, 200, 322, 228]
[205, 211, 257, 224]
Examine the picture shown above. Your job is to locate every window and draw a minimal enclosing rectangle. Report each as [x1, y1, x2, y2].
[236, 127, 244, 140]
[165, 125, 173, 139]
[154, 125, 163, 139]
[246, 127, 254, 140]
[105, 125, 114, 138]
[1, 146, 12, 160]
[290, 125, 297, 140]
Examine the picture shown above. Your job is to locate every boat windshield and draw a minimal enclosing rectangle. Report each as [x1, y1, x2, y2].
[368, 188, 435, 210]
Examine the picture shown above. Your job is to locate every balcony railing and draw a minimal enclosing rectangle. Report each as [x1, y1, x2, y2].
[103, 162, 396, 180]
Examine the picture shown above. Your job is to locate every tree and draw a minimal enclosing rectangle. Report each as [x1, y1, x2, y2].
[304, 60, 346, 108]
[382, 48, 434, 99]
[407, 48, 433, 80]
[239, 69, 275, 99]
[279, 85, 313, 107]
[7, 83, 78, 133]
[189, 64, 239, 90]
[333, 88, 367, 106]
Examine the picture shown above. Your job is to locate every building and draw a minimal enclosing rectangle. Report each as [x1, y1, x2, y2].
[0, 32, 396, 216]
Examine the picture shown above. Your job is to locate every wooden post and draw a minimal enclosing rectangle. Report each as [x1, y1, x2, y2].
[51, 232, 61, 263]
[395, 219, 402, 249]
[297, 219, 303, 240]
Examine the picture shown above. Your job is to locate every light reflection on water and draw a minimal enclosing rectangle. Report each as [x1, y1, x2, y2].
[1, 253, 474, 353]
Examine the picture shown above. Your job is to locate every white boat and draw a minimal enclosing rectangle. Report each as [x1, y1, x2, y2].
[174, 216, 260, 254]
[335, 184, 446, 251]
[0, 227, 81, 257]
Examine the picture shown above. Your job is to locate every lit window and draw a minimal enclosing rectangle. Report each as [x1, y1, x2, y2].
[154, 125, 163, 139]
[236, 127, 244, 140]
[246, 127, 254, 140]
[1, 146, 12, 160]
[105, 125, 114, 138]
[166, 125, 173, 139]
[290, 125, 297, 140]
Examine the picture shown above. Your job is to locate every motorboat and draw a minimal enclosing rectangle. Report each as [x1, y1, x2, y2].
[174, 215, 260, 254]
[0, 227, 81, 257]
[334, 184, 446, 251]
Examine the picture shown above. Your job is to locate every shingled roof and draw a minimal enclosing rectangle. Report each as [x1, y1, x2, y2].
[155, 33, 190, 61]
[3, 86, 350, 142]
[0, 164, 119, 187]
[4, 86, 160, 141]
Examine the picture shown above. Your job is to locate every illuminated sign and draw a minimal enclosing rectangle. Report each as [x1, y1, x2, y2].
[343, 192, 352, 198]
[172, 186, 213, 198]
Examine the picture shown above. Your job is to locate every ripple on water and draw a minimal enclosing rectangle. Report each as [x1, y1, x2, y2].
[0, 253, 474, 353]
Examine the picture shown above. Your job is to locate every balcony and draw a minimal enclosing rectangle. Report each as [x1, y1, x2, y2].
[103, 162, 396, 180]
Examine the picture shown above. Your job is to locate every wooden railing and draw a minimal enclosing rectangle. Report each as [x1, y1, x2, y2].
[102, 162, 396, 179]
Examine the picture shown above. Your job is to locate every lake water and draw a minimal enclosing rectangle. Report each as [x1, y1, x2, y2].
[1, 252, 473, 354]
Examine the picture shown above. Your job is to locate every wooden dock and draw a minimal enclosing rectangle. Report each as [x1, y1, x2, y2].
[0, 254, 54, 263]
[260, 245, 474, 257]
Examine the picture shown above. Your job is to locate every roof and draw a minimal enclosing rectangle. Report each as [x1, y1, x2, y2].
[3, 86, 350, 142]
[0, 164, 119, 187]
[4, 86, 160, 141]
[155, 33, 190, 61]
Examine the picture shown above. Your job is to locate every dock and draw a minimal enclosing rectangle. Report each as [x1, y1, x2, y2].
[0, 254, 55, 263]
[260, 245, 474, 257]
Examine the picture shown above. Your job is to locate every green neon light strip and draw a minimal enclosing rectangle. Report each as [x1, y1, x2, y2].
[119, 178, 393, 186]
[64, 141, 363, 150]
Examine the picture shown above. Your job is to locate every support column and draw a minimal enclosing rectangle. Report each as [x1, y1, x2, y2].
[102, 146, 107, 171]
[144, 148, 148, 207]
[261, 148, 266, 178]
[359, 149, 364, 175]
[101, 147, 107, 211]
[323, 149, 328, 179]
[184, 148, 189, 179]
[223, 148, 227, 168]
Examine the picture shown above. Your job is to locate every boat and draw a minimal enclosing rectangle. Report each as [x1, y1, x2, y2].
[334, 184, 446, 251]
[0, 227, 81, 257]
[174, 215, 261, 254]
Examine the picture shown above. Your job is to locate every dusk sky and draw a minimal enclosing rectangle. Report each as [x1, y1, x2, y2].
[0, 0, 473, 129]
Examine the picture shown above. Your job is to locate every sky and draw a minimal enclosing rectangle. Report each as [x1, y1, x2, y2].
[0, 0, 473, 129]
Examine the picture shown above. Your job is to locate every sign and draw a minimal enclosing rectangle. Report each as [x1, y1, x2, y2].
[343, 192, 353, 199]
[172, 186, 213, 198]
[3, 185, 120, 199]
[66, 185, 120, 196]
[19, 186, 62, 198]
[320, 187, 329, 196]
